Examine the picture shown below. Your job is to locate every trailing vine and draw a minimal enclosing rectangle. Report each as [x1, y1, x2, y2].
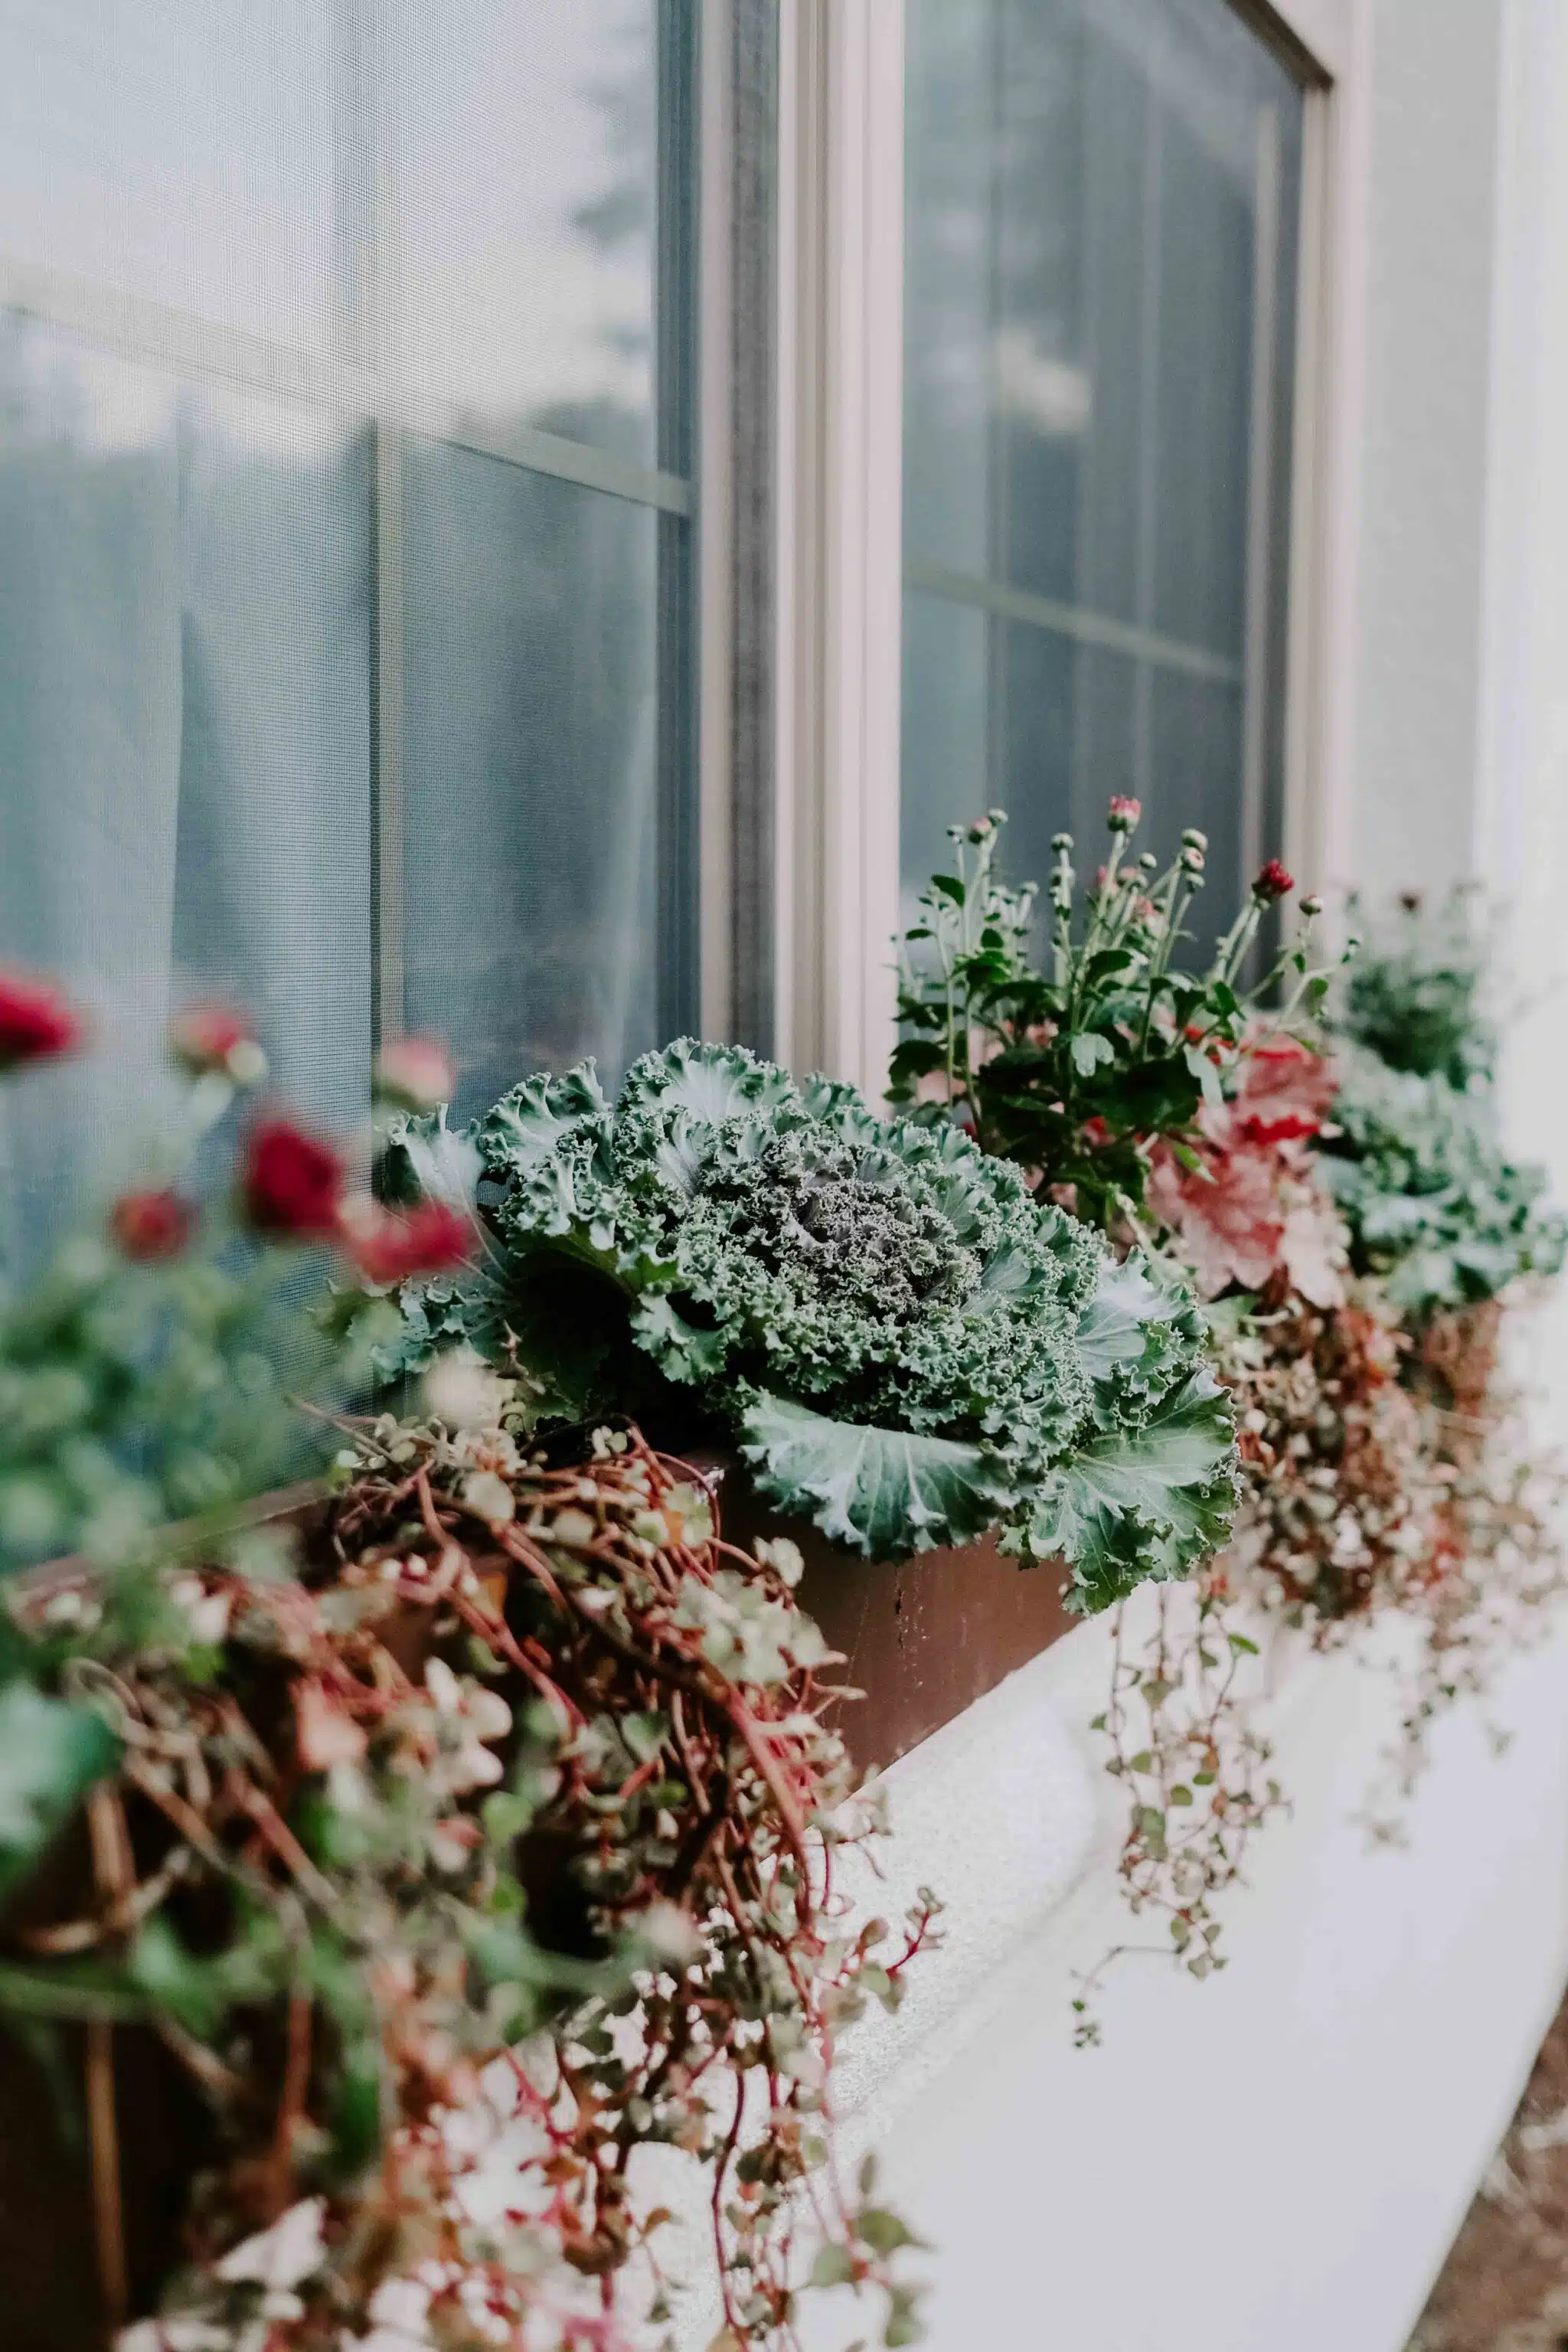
[6, 1418, 935, 2352]
[895, 818, 1568, 2030]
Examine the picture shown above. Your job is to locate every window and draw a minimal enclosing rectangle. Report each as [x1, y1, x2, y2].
[0, 0, 698, 1275]
[900, 0, 1305, 927]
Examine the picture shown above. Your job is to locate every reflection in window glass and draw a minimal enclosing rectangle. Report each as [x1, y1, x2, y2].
[0, 315, 371, 1276]
[0, 2, 697, 1286]
[901, 0, 1304, 931]
[0, 0, 344, 356]
[390, 0, 659, 463]
[402, 445, 661, 1121]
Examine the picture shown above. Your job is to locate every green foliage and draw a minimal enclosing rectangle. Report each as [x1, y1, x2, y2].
[1340, 885, 1496, 1084]
[1321, 887, 1566, 1321]
[0, 1677, 118, 1898]
[0, 1232, 390, 1576]
[390, 1040, 1234, 1602]
[890, 807, 1333, 1230]
[1318, 1043, 1566, 1318]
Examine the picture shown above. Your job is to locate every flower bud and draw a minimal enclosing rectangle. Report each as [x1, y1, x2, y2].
[241, 1118, 345, 1240]
[1050, 831, 1073, 854]
[341, 1197, 474, 1285]
[1299, 893, 1322, 917]
[1251, 858, 1295, 904]
[0, 971, 82, 1072]
[1181, 845, 1207, 874]
[1106, 795, 1142, 831]
[1181, 828, 1208, 852]
[374, 1036, 454, 1115]
[109, 1187, 194, 1263]
[171, 1005, 266, 1086]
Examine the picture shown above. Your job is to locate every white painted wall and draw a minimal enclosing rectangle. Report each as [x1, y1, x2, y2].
[1348, 0, 1508, 903]
[809, 1605, 1568, 2352]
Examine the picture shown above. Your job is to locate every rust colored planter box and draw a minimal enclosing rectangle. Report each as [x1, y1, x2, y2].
[705, 1459, 1076, 1767]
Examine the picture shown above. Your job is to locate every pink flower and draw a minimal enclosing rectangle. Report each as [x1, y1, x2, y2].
[241, 1118, 345, 1239]
[109, 1188, 195, 1263]
[1230, 1036, 1335, 1148]
[374, 1036, 455, 1115]
[342, 1199, 474, 1285]
[1107, 796, 1142, 829]
[172, 1004, 266, 1086]
[1251, 859, 1295, 903]
[1147, 1034, 1343, 1302]
[0, 972, 81, 1071]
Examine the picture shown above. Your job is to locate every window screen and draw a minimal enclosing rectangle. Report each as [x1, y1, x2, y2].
[0, 0, 697, 1279]
[901, 0, 1305, 929]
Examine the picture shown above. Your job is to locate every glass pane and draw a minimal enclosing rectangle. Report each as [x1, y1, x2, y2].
[1147, 668, 1246, 917]
[900, 591, 989, 927]
[0, 0, 344, 356]
[387, 0, 662, 467]
[994, 622, 1076, 890]
[400, 440, 665, 1122]
[0, 315, 372, 1281]
[901, 0, 1302, 919]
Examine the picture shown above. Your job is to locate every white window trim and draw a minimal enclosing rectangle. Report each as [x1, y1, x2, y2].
[769, 0, 1374, 1094]
[773, 0, 906, 1097]
[1272, 0, 1373, 916]
[698, 0, 737, 1044]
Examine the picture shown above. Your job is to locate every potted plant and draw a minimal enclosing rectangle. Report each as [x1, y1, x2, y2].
[376, 1041, 1237, 1754]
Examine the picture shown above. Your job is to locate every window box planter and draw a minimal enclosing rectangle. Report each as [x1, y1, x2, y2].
[702, 1457, 1076, 1767]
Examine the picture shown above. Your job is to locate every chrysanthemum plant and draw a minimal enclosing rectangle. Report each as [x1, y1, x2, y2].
[889, 801, 1338, 1235]
[381, 1040, 1236, 1612]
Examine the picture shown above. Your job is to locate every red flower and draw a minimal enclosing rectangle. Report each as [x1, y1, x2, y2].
[373, 1036, 455, 1115]
[172, 1004, 265, 1084]
[343, 1200, 474, 1286]
[1252, 859, 1295, 903]
[242, 1118, 345, 1239]
[0, 972, 81, 1071]
[109, 1188, 195, 1263]
[1107, 795, 1142, 828]
[1232, 1037, 1335, 1148]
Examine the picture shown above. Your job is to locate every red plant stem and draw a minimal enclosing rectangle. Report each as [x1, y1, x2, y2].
[266, 1987, 313, 2219]
[86, 2019, 129, 2328]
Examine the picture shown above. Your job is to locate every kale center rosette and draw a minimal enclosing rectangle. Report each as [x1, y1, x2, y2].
[384, 1041, 1236, 1609]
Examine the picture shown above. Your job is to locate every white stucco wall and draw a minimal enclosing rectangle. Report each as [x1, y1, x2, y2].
[1347, 0, 1507, 903]
[805, 1602, 1568, 2352]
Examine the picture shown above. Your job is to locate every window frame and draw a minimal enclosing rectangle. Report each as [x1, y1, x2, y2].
[763, 0, 1370, 1096]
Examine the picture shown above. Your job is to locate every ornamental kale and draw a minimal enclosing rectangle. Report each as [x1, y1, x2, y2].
[1319, 891, 1566, 1321]
[386, 1040, 1236, 1610]
[1317, 1044, 1566, 1320]
[1340, 884, 1498, 1086]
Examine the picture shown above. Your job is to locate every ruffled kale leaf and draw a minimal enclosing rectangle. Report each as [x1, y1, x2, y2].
[737, 1390, 1013, 1558]
[391, 1042, 1234, 1597]
[1008, 1369, 1239, 1613]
